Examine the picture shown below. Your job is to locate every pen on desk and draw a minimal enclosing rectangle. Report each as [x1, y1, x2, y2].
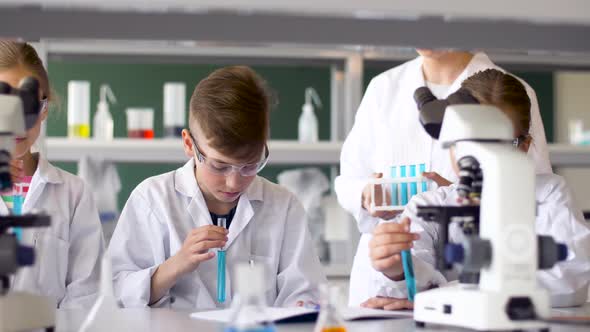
[217, 217, 227, 304]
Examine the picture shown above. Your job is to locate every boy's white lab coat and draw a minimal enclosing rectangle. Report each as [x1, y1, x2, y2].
[107, 159, 326, 309]
[335, 52, 551, 235]
[349, 173, 590, 308]
[0, 155, 105, 308]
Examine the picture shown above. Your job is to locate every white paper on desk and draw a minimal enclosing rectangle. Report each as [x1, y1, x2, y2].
[190, 306, 411, 323]
[191, 306, 314, 323]
[341, 307, 413, 320]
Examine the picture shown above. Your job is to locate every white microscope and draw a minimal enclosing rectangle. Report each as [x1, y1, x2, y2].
[410, 88, 567, 331]
[0, 78, 55, 332]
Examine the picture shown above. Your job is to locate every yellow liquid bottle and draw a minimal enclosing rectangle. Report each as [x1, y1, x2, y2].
[68, 124, 90, 138]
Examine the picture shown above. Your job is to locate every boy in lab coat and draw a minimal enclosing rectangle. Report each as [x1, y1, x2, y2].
[108, 66, 326, 309]
[360, 69, 590, 309]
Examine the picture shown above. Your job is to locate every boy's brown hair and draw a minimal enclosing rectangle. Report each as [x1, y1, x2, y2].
[189, 66, 272, 160]
[461, 69, 531, 135]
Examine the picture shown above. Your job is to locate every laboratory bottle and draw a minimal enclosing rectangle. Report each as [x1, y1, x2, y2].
[93, 84, 117, 140]
[68, 80, 91, 138]
[298, 87, 322, 143]
[224, 264, 276, 332]
[163, 82, 186, 138]
[313, 284, 347, 332]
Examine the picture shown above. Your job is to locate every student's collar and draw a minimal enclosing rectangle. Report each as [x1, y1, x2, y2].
[174, 158, 264, 202]
[34, 153, 64, 185]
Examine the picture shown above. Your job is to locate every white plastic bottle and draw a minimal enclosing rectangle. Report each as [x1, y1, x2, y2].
[298, 87, 322, 143]
[68, 80, 91, 138]
[93, 84, 117, 140]
[163, 82, 186, 138]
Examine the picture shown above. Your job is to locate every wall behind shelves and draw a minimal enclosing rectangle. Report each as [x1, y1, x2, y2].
[46, 60, 334, 208]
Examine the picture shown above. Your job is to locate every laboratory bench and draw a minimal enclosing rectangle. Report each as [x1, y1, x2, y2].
[55, 304, 590, 332]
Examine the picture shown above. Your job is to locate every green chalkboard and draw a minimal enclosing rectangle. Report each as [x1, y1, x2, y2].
[46, 60, 333, 209]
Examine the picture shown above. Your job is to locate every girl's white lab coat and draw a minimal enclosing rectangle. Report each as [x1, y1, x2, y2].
[0, 155, 105, 308]
[350, 173, 590, 308]
[107, 159, 326, 309]
[335, 52, 551, 235]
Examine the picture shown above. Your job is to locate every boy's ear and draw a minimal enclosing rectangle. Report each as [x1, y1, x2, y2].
[181, 129, 195, 158]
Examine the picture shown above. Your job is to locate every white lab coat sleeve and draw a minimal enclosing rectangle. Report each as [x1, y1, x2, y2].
[334, 78, 380, 233]
[523, 81, 553, 174]
[273, 196, 327, 306]
[536, 179, 590, 307]
[59, 182, 106, 309]
[108, 190, 171, 308]
[368, 198, 448, 299]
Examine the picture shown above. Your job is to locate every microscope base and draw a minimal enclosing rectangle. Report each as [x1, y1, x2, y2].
[414, 284, 550, 331]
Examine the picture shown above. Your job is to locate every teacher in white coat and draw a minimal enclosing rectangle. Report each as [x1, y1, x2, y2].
[334, 50, 552, 306]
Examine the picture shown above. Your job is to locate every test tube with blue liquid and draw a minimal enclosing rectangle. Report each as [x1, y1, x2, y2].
[12, 160, 25, 241]
[399, 165, 408, 205]
[419, 163, 427, 192]
[217, 217, 227, 304]
[391, 163, 418, 302]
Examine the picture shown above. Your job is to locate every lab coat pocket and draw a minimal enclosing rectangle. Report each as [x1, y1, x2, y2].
[248, 254, 276, 300]
[34, 231, 70, 302]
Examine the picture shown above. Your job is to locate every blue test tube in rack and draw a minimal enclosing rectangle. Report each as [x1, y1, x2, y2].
[419, 163, 427, 192]
[399, 165, 408, 205]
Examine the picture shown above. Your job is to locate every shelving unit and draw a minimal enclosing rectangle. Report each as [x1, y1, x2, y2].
[3, 2, 590, 53]
[44, 138, 343, 165]
[45, 138, 590, 168]
[548, 144, 590, 168]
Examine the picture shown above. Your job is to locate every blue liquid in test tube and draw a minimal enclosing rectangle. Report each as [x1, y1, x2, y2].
[420, 163, 427, 192]
[217, 217, 227, 304]
[401, 250, 416, 302]
[400, 166, 408, 205]
[217, 250, 226, 303]
[12, 183, 24, 241]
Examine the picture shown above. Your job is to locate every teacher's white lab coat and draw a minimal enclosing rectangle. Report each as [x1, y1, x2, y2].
[108, 159, 326, 310]
[0, 155, 105, 308]
[350, 174, 590, 308]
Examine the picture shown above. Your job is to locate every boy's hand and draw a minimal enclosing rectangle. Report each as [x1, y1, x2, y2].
[361, 173, 402, 220]
[171, 225, 228, 276]
[369, 217, 419, 280]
